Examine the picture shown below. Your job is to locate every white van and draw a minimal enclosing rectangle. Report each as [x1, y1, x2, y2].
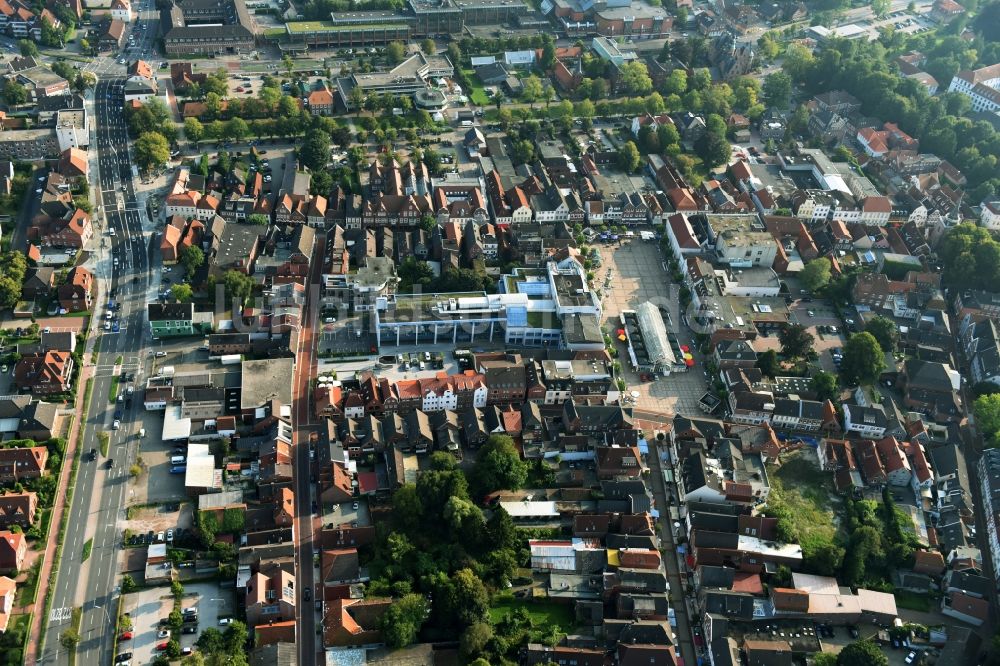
[170, 455, 186, 465]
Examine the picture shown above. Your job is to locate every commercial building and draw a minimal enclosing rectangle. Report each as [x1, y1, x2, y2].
[334, 52, 452, 110]
[591, 36, 637, 66]
[703, 214, 778, 268]
[161, 0, 256, 56]
[978, 448, 1000, 590]
[374, 261, 602, 351]
[0, 128, 59, 160]
[279, 0, 528, 48]
[55, 108, 89, 151]
[948, 63, 1000, 114]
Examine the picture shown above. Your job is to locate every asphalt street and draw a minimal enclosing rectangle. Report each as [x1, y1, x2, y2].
[40, 5, 161, 664]
[293, 238, 323, 666]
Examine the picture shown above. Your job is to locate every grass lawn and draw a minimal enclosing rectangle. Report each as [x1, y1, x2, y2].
[15, 561, 40, 606]
[490, 597, 575, 632]
[461, 69, 492, 106]
[768, 449, 844, 546]
[894, 590, 932, 612]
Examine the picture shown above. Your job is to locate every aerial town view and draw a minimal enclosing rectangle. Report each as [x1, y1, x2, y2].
[0, 0, 998, 662]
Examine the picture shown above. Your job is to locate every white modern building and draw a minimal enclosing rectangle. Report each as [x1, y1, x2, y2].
[374, 260, 602, 351]
[55, 108, 89, 151]
[948, 63, 1000, 114]
[111, 0, 133, 22]
[981, 200, 1000, 231]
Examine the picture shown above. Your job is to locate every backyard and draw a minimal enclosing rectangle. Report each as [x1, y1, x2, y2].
[460, 69, 492, 107]
[489, 596, 575, 634]
[767, 449, 845, 569]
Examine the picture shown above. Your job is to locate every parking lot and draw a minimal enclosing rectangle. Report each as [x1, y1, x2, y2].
[323, 497, 370, 529]
[598, 237, 711, 416]
[119, 586, 175, 666]
[120, 581, 235, 665]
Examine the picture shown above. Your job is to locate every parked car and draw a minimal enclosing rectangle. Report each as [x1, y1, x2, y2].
[119, 632, 133, 640]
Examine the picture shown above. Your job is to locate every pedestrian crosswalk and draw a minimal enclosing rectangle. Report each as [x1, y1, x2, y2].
[49, 607, 71, 622]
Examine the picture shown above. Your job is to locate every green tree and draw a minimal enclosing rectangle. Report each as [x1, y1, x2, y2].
[184, 117, 204, 145]
[694, 131, 730, 168]
[486, 505, 518, 552]
[121, 574, 137, 593]
[421, 38, 436, 55]
[17, 39, 37, 57]
[171, 284, 193, 303]
[662, 69, 687, 96]
[800, 258, 832, 292]
[247, 213, 269, 226]
[299, 128, 331, 171]
[837, 640, 888, 666]
[0, 276, 20, 309]
[813, 652, 838, 666]
[617, 141, 642, 173]
[618, 61, 653, 95]
[223, 621, 248, 653]
[520, 75, 545, 107]
[3, 80, 27, 106]
[473, 435, 527, 492]
[840, 332, 886, 385]
[387, 41, 407, 65]
[460, 622, 493, 661]
[756, 349, 781, 377]
[871, 0, 891, 16]
[865, 316, 899, 353]
[540, 39, 556, 71]
[512, 139, 535, 164]
[779, 324, 814, 359]
[196, 627, 225, 653]
[975, 393, 1000, 444]
[220, 270, 255, 305]
[224, 117, 249, 143]
[763, 72, 793, 108]
[810, 371, 839, 402]
[60, 629, 80, 649]
[179, 245, 205, 279]
[134, 132, 171, 175]
[381, 593, 428, 648]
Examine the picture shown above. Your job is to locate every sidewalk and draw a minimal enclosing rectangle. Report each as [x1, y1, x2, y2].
[23, 268, 105, 666]
[23, 363, 95, 666]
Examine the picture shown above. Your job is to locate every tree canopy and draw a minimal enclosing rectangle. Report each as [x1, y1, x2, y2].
[800, 258, 832, 293]
[837, 640, 888, 666]
[381, 593, 428, 648]
[473, 435, 528, 493]
[779, 324, 814, 359]
[864, 316, 899, 353]
[810, 371, 839, 402]
[134, 132, 170, 175]
[975, 393, 1000, 446]
[839, 333, 886, 385]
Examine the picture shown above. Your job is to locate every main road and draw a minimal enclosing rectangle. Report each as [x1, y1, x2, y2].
[38, 3, 161, 664]
[293, 238, 324, 665]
